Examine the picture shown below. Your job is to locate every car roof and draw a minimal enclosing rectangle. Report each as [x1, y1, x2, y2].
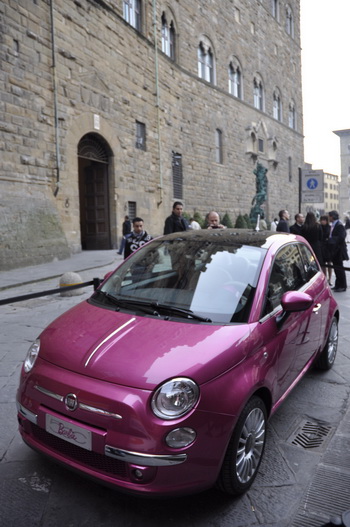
[159, 229, 297, 249]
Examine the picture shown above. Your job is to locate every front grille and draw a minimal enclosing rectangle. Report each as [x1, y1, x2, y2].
[30, 423, 128, 479]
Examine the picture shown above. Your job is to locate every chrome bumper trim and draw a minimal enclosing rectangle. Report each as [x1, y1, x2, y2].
[34, 384, 64, 402]
[17, 401, 38, 425]
[79, 403, 122, 420]
[105, 445, 187, 466]
[34, 384, 122, 419]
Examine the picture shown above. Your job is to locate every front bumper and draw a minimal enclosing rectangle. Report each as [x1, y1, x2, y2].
[16, 360, 234, 496]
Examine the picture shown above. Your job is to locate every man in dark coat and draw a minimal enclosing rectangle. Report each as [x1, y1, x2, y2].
[163, 201, 189, 234]
[289, 213, 304, 235]
[276, 209, 290, 233]
[328, 210, 348, 292]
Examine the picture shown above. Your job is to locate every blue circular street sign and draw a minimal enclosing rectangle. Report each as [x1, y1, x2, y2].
[306, 178, 318, 190]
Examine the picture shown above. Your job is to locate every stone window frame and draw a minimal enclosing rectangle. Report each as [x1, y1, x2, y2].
[135, 120, 146, 151]
[228, 57, 243, 99]
[253, 74, 264, 111]
[161, 9, 176, 60]
[197, 36, 215, 85]
[123, 0, 142, 32]
[215, 128, 224, 164]
[285, 4, 294, 38]
[273, 87, 282, 122]
[288, 99, 296, 130]
[271, 0, 280, 21]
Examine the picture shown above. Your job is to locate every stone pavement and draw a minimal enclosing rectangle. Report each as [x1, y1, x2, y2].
[0, 250, 350, 527]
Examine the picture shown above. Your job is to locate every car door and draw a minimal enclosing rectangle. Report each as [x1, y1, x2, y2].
[293, 242, 326, 372]
[259, 243, 322, 402]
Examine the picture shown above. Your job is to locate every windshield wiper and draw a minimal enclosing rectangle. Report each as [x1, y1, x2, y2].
[95, 292, 160, 315]
[94, 292, 211, 322]
[152, 303, 212, 322]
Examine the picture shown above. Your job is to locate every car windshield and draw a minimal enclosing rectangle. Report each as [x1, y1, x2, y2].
[97, 237, 266, 323]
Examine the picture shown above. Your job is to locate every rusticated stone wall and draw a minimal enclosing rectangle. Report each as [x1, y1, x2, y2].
[0, 0, 303, 269]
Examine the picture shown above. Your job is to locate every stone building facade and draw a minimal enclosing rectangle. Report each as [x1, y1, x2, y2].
[333, 129, 350, 218]
[0, 0, 303, 269]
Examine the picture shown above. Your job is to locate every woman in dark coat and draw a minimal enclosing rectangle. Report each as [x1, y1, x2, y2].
[320, 214, 332, 284]
[300, 212, 324, 267]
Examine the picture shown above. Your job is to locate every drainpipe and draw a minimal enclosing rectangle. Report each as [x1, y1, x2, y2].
[49, 0, 61, 197]
[152, 0, 163, 207]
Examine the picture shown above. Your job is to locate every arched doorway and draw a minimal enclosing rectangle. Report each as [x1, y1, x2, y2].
[78, 134, 112, 250]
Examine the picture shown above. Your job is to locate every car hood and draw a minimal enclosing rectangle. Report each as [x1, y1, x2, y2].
[38, 301, 252, 389]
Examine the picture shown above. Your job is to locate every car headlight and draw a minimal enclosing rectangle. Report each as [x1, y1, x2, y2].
[24, 339, 40, 373]
[151, 377, 199, 420]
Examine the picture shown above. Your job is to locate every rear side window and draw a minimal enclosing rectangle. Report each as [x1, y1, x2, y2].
[298, 243, 319, 280]
[263, 244, 306, 315]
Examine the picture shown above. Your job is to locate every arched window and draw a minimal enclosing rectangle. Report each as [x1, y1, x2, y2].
[161, 13, 176, 60]
[273, 89, 282, 121]
[286, 5, 294, 37]
[253, 76, 264, 111]
[198, 39, 215, 84]
[288, 100, 296, 129]
[123, 0, 141, 31]
[215, 129, 223, 164]
[228, 60, 242, 99]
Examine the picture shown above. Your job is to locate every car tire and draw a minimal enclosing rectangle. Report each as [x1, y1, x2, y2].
[216, 396, 267, 495]
[315, 316, 338, 370]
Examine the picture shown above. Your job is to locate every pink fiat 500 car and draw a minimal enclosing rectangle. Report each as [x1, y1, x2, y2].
[17, 229, 339, 496]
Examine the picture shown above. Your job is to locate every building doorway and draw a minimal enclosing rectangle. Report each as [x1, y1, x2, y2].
[78, 134, 112, 250]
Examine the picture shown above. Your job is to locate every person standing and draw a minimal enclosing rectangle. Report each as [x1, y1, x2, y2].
[345, 216, 350, 243]
[327, 210, 348, 292]
[276, 210, 290, 233]
[117, 215, 131, 255]
[289, 213, 304, 235]
[270, 218, 278, 231]
[206, 211, 227, 229]
[189, 217, 201, 230]
[320, 215, 333, 285]
[300, 212, 323, 266]
[163, 202, 189, 234]
[124, 217, 152, 259]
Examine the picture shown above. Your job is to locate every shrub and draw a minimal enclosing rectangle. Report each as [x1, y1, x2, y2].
[222, 212, 234, 228]
[193, 211, 205, 228]
[234, 214, 248, 228]
[244, 214, 253, 229]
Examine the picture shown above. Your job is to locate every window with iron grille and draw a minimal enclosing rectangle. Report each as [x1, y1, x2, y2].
[128, 201, 137, 221]
[172, 152, 183, 199]
[136, 121, 146, 150]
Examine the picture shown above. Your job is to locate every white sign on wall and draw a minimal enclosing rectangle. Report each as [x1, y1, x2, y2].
[301, 169, 324, 203]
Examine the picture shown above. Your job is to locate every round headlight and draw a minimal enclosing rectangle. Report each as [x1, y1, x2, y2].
[24, 339, 40, 373]
[151, 377, 199, 420]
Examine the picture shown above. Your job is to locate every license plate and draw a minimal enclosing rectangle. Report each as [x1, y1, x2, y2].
[45, 413, 92, 451]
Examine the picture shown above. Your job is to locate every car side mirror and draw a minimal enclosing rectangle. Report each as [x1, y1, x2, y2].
[276, 290, 313, 326]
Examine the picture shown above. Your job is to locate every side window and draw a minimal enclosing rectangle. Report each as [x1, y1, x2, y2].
[263, 244, 305, 315]
[299, 243, 319, 280]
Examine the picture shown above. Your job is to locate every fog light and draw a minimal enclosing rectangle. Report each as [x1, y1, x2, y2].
[133, 469, 143, 480]
[166, 427, 196, 448]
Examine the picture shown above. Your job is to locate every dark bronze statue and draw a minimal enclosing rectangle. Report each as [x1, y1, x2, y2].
[250, 163, 268, 226]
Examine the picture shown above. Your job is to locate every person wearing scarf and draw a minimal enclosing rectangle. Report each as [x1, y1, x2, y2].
[124, 217, 152, 259]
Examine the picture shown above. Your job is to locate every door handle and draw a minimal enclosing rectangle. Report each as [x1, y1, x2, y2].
[313, 303, 321, 313]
